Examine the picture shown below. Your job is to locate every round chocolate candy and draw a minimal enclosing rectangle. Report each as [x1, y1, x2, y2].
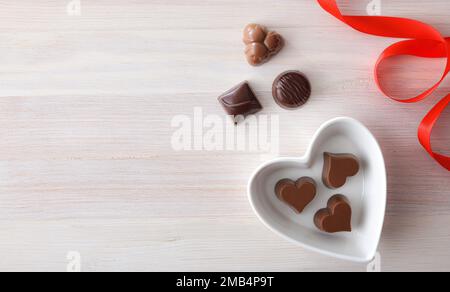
[272, 71, 311, 109]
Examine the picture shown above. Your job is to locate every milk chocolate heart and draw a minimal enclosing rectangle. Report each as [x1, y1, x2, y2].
[323, 152, 360, 189]
[275, 177, 316, 213]
[314, 195, 352, 233]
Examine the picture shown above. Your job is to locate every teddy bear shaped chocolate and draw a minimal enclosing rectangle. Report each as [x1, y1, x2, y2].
[243, 24, 284, 66]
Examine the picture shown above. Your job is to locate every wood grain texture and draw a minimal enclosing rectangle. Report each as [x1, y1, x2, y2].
[0, 0, 449, 272]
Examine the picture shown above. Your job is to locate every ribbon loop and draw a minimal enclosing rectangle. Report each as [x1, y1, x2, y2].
[318, 0, 450, 171]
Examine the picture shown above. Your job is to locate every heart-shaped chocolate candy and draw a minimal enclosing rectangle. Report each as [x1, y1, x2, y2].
[323, 152, 360, 189]
[314, 195, 352, 233]
[275, 177, 316, 213]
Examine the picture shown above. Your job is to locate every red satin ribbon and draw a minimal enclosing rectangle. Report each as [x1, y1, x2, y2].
[318, 0, 450, 171]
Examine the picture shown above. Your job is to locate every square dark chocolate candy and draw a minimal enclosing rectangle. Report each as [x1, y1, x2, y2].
[218, 82, 263, 123]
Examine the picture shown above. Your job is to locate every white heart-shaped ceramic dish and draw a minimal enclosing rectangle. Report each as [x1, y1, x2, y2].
[248, 117, 386, 263]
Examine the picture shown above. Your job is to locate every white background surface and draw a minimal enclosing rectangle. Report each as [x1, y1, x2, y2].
[0, 0, 449, 272]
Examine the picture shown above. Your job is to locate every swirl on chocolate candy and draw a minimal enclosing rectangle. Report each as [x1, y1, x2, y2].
[272, 71, 311, 109]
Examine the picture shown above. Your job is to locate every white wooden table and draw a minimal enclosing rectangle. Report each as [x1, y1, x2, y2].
[0, 0, 449, 272]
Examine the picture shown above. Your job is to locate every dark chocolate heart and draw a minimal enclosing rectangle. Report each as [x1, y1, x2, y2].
[275, 177, 316, 213]
[323, 152, 360, 189]
[314, 195, 352, 233]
